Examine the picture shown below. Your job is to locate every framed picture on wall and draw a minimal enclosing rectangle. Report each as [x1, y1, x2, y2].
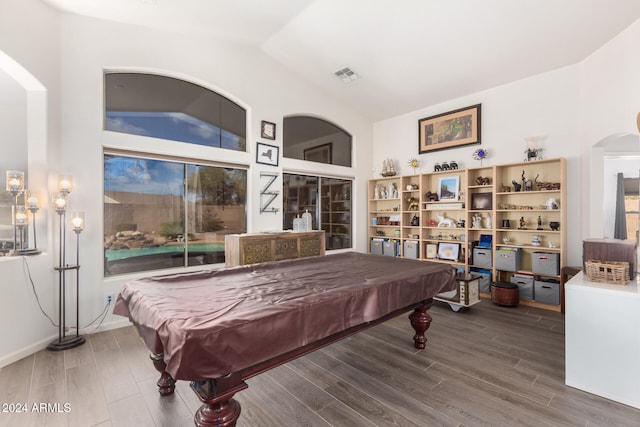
[418, 104, 481, 153]
[261, 121, 276, 140]
[256, 142, 279, 166]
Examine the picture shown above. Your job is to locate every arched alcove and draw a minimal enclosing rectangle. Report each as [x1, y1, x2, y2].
[0, 50, 48, 252]
[590, 132, 640, 240]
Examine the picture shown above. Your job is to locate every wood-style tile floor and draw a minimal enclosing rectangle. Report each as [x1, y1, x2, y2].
[1, 299, 639, 426]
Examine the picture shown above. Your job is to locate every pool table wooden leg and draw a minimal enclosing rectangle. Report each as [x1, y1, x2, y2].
[191, 376, 248, 427]
[409, 301, 432, 349]
[150, 352, 176, 396]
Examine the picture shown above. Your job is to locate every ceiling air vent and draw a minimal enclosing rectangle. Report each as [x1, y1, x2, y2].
[334, 67, 360, 83]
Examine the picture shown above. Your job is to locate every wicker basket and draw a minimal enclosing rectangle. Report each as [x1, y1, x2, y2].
[585, 260, 629, 285]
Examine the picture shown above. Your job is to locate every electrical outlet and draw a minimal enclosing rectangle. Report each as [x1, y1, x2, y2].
[104, 292, 115, 306]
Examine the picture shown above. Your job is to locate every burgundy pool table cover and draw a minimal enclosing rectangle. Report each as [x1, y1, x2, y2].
[113, 252, 456, 381]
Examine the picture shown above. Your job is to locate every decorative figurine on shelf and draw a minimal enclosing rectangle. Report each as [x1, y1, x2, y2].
[512, 180, 522, 192]
[503, 235, 510, 244]
[500, 184, 511, 192]
[475, 176, 491, 185]
[407, 196, 419, 211]
[524, 175, 535, 192]
[374, 185, 380, 200]
[484, 213, 492, 229]
[518, 216, 527, 230]
[546, 197, 559, 210]
[472, 213, 482, 229]
[524, 136, 544, 162]
[425, 191, 439, 201]
[437, 213, 456, 228]
[410, 215, 419, 226]
[427, 218, 437, 227]
[473, 148, 488, 166]
[441, 161, 450, 170]
[450, 160, 459, 170]
[407, 158, 421, 174]
[457, 219, 466, 228]
[381, 158, 397, 177]
[537, 215, 543, 230]
[549, 221, 560, 231]
[434, 163, 441, 172]
[531, 234, 542, 247]
[388, 182, 398, 199]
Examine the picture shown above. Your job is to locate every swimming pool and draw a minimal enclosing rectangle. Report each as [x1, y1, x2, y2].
[105, 242, 225, 261]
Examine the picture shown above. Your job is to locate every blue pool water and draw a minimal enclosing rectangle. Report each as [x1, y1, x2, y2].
[105, 243, 224, 261]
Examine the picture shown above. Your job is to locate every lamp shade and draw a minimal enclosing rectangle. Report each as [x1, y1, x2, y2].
[58, 175, 73, 194]
[26, 189, 39, 211]
[53, 192, 66, 214]
[70, 211, 84, 232]
[6, 170, 24, 195]
[14, 205, 28, 226]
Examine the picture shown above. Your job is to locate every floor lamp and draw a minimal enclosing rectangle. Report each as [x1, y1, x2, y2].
[47, 176, 85, 351]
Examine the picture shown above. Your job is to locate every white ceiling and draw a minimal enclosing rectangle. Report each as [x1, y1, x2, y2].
[38, 0, 640, 121]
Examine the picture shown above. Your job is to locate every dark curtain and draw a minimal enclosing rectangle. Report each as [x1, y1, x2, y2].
[614, 172, 627, 239]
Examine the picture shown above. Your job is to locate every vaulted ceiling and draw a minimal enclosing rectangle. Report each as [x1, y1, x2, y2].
[40, 0, 640, 121]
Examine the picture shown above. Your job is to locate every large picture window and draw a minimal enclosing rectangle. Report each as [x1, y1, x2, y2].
[104, 153, 246, 276]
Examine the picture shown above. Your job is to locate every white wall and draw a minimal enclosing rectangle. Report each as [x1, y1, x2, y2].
[580, 18, 640, 238]
[0, 1, 373, 367]
[373, 65, 583, 265]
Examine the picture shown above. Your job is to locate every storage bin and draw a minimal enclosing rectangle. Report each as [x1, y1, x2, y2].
[383, 240, 399, 257]
[496, 248, 522, 272]
[532, 252, 560, 276]
[473, 247, 492, 268]
[534, 279, 560, 305]
[472, 269, 492, 293]
[510, 273, 534, 300]
[370, 238, 384, 255]
[403, 240, 419, 259]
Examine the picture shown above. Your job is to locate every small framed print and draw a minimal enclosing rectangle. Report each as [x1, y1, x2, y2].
[256, 142, 279, 166]
[471, 192, 493, 210]
[437, 242, 460, 261]
[261, 120, 276, 140]
[426, 243, 438, 259]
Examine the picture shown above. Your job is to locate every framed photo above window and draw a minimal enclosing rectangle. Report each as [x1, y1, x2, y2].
[256, 142, 279, 166]
[437, 242, 460, 261]
[418, 104, 481, 153]
[261, 121, 276, 140]
[438, 176, 460, 201]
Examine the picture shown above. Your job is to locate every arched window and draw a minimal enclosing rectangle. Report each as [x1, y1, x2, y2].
[103, 73, 247, 276]
[283, 116, 351, 167]
[104, 73, 246, 151]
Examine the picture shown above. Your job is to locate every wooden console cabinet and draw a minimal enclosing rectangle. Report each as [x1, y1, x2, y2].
[225, 231, 325, 267]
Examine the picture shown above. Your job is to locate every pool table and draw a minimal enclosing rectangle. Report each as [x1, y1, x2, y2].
[114, 252, 456, 426]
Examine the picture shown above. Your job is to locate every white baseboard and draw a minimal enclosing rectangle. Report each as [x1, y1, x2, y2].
[0, 317, 132, 369]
